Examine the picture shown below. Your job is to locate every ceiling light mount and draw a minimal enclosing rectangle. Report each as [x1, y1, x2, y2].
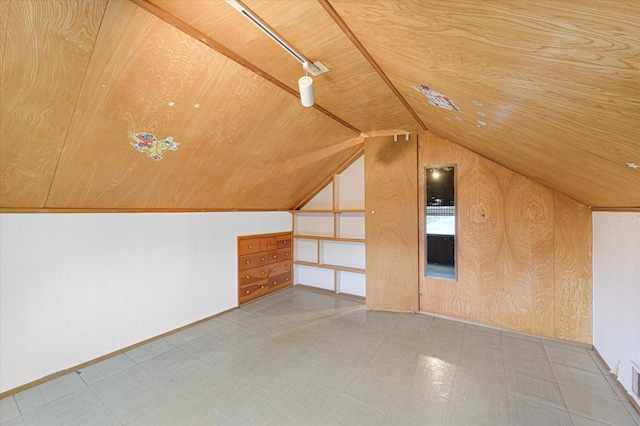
[226, 0, 329, 78]
[298, 75, 314, 107]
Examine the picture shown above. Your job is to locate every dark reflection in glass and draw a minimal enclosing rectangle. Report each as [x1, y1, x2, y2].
[425, 166, 456, 280]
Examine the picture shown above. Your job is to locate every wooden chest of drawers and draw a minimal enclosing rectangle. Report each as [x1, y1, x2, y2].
[238, 232, 292, 304]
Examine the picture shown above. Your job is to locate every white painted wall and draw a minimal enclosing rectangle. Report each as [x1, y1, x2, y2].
[593, 212, 640, 405]
[0, 212, 290, 393]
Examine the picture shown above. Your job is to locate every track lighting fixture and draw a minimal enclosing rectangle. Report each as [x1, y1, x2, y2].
[226, 0, 328, 107]
[298, 73, 314, 108]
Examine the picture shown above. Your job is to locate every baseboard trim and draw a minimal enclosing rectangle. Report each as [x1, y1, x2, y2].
[0, 306, 238, 398]
[294, 283, 365, 303]
[418, 310, 593, 348]
[591, 346, 640, 415]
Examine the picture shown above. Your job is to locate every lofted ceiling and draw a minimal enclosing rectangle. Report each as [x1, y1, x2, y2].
[1, 0, 638, 210]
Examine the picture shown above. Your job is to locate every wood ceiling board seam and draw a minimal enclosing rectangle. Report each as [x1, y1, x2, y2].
[293, 141, 364, 210]
[238, 0, 420, 132]
[149, 0, 418, 134]
[0, 0, 107, 208]
[328, 0, 640, 208]
[44, 0, 110, 209]
[318, 0, 426, 132]
[0, 0, 9, 63]
[416, 132, 605, 211]
[130, 0, 361, 134]
[393, 69, 639, 207]
[0, 208, 294, 214]
[45, 0, 359, 209]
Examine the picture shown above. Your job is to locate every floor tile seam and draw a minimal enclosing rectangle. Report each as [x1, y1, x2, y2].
[341, 385, 399, 418]
[550, 357, 601, 372]
[14, 376, 84, 416]
[502, 347, 550, 363]
[504, 387, 568, 411]
[501, 343, 547, 357]
[359, 360, 415, 387]
[457, 358, 505, 371]
[501, 347, 511, 426]
[507, 380, 568, 409]
[502, 362, 556, 382]
[564, 406, 622, 426]
[83, 384, 124, 426]
[12, 389, 44, 415]
[549, 361, 624, 399]
[21, 386, 112, 425]
[0, 396, 22, 422]
[441, 351, 461, 424]
[559, 380, 636, 404]
[626, 405, 640, 426]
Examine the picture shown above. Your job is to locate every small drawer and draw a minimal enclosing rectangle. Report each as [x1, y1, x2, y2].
[259, 237, 277, 251]
[269, 272, 292, 290]
[239, 252, 269, 271]
[238, 238, 260, 255]
[276, 234, 291, 249]
[239, 265, 269, 286]
[239, 282, 269, 304]
[268, 247, 292, 263]
[269, 260, 291, 276]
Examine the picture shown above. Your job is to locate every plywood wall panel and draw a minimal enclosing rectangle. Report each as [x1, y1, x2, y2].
[419, 132, 591, 343]
[0, 0, 106, 207]
[554, 192, 593, 343]
[419, 132, 481, 321]
[365, 135, 418, 312]
[479, 160, 532, 331]
[529, 183, 555, 336]
[0, 0, 9, 60]
[44, 0, 359, 209]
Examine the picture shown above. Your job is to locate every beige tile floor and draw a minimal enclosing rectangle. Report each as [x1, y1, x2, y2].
[1, 287, 639, 425]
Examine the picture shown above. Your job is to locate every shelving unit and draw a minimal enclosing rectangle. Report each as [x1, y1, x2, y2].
[291, 155, 366, 298]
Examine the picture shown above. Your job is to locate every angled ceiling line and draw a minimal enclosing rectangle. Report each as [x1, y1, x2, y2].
[43, 1, 111, 210]
[293, 141, 364, 210]
[128, 0, 362, 134]
[225, 0, 328, 77]
[317, 0, 427, 132]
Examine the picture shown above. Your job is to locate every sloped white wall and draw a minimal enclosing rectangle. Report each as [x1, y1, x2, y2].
[0, 212, 290, 393]
[593, 211, 640, 405]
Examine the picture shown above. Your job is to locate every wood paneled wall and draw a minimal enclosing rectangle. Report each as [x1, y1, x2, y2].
[365, 135, 419, 312]
[418, 132, 592, 343]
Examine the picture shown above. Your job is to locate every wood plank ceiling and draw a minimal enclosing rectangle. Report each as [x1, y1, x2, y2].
[1, 0, 638, 210]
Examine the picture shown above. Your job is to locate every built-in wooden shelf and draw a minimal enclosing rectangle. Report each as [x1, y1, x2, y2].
[294, 260, 365, 274]
[292, 155, 366, 297]
[290, 209, 365, 214]
[293, 235, 365, 243]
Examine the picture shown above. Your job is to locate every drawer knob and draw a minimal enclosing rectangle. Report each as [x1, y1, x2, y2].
[246, 260, 250, 264]
[273, 255, 277, 259]
[248, 245, 252, 249]
[267, 242, 272, 246]
[245, 290, 250, 294]
[261, 271, 265, 275]
[285, 277, 289, 281]
[285, 252, 289, 256]
[246, 275, 250, 279]
[273, 268, 277, 272]
[260, 285, 265, 289]
[273, 281, 276, 285]
[261, 257, 265, 261]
